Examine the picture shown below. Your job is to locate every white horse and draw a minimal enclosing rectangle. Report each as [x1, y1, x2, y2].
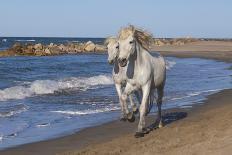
[105, 37, 140, 122]
[117, 25, 166, 138]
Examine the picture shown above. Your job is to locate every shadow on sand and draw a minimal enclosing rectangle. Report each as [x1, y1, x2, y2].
[146, 112, 187, 132]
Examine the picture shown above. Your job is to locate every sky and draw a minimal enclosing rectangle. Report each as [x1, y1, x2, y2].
[0, 0, 231, 38]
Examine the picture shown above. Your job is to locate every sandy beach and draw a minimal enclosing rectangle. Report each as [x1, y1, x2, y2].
[0, 41, 231, 155]
[153, 40, 232, 63]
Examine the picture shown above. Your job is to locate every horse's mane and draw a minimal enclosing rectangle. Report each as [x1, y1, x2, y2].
[104, 37, 117, 46]
[118, 25, 153, 50]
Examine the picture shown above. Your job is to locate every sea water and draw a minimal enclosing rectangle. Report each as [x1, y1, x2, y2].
[0, 38, 231, 149]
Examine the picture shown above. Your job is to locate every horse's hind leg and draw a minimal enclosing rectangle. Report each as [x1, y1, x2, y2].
[157, 86, 164, 128]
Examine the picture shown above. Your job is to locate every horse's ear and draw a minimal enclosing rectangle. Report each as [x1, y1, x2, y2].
[129, 25, 135, 34]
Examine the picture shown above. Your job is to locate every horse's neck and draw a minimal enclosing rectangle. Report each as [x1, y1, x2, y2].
[129, 42, 146, 69]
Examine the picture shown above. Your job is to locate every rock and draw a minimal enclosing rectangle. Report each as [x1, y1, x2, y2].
[1, 40, 109, 57]
[49, 43, 54, 47]
[84, 41, 96, 52]
[34, 43, 43, 50]
[34, 50, 45, 56]
[95, 44, 107, 52]
[58, 44, 66, 51]
[44, 48, 51, 55]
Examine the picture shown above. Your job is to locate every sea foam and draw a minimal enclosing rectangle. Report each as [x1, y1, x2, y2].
[51, 106, 120, 116]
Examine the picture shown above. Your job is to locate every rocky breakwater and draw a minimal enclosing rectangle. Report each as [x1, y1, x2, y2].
[0, 41, 107, 57]
[0, 38, 199, 57]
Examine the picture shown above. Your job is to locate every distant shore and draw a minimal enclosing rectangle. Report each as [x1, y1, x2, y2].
[0, 47, 231, 155]
[152, 40, 232, 63]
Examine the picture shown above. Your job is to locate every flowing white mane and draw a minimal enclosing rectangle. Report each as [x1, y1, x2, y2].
[118, 25, 153, 50]
[104, 37, 117, 46]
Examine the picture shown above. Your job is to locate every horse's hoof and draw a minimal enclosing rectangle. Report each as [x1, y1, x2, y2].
[134, 132, 144, 138]
[127, 112, 135, 123]
[142, 128, 150, 134]
[158, 122, 164, 128]
[132, 107, 139, 114]
[120, 117, 127, 122]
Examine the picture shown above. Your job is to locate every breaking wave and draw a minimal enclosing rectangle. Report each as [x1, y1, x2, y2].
[2, 39, 7, 42]
[0, 75, 113, 101]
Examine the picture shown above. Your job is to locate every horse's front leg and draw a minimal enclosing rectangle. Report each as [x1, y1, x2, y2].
[115, 83, 128, 121]
[129, 95, 138, 114]
[121, 83, 137, 122]
[135, 81, 151, 138]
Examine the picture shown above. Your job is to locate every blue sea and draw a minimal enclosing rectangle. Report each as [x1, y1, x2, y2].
[0, 37, 231, 149]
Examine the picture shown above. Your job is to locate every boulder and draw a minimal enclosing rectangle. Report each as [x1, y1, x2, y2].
[44, 48, 51, 55]
[34, 50, 45, 56]
[84, 41, 96, 52]
[34, 43, 43, 50]
[95, 44, 107, 52]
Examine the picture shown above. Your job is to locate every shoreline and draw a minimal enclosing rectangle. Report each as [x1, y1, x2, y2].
[1, 89, 231, 155]
[0, 49, 231, 155]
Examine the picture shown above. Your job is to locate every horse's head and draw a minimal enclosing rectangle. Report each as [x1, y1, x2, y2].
[117, 26, 136, 67]
[117, 25, 153, 67]
[104, 37, 119, 65]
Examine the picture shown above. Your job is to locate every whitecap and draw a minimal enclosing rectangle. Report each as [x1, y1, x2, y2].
[0, 75, 113, 101]
[166, 60, 176, 70]
[0, 134, 3, 142]
[2, 39, 7, 42]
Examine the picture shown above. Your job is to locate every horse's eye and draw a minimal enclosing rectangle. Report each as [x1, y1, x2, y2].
[129, 40, 134, 44]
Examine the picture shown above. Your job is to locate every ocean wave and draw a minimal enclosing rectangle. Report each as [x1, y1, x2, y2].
[187, 88, 222, 97]
[0, 75, 113, 101]
[2, 39, 7, 42]
[0, 104, 29, 118]
[166, 60, 176, 70]
[51, 106, 120, 116]
[170, 88, 223, 101]
[15, 39, 35, 42]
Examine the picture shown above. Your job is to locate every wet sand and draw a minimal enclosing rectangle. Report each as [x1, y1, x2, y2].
[0, 41, 232, 155]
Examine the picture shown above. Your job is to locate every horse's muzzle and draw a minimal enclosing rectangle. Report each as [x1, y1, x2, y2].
[118, 58, 127, 67]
